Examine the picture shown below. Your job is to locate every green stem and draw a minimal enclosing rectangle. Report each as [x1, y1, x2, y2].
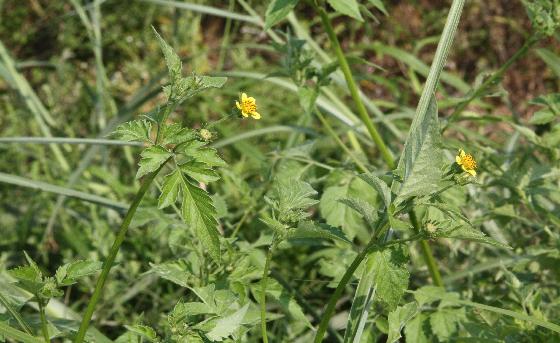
[410, 210, 443, 287]
[74, 158, 171, 343]
[37, 298, 49, 343]
[313, 233, 423, 343]
[314, 108, 369, 173]
[260, 240, 275, 343]
[316, 5, 394, 168]
[0, 293, 33, 335]
[443, 34, 540, 130]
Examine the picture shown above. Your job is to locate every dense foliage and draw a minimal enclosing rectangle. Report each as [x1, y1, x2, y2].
[0, 0, 559, 342]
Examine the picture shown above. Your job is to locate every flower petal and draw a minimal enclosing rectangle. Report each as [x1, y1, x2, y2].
[251, 111, 261, 120]
[240, 110, 249, 118]
[247, 96, 255, 103]
[455, 155, 461, 164]
[467, 169, 477, 177]
[235, 101, 242, 110]
[241, 93, 248, 101]
[459, 149, 465, 158]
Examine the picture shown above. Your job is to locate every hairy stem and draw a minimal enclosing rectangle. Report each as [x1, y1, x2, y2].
[37, 298, 49, 343]
[74, 158, 171, 343]
[260, 240, 276, 343]
[316, 6, 394, 168]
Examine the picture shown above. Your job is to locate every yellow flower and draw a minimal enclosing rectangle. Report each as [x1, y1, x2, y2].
[235, 92, 261, 119]
[455, 149, 477, 176]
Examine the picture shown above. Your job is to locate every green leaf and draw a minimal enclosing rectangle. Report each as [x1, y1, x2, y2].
[206, 304, 249, 341]
[326, 0, 363, 21]
[536, 48, 560, 78]
[261, 280, 313, 329]
[286, 220, 351, 244]
[320, 175, 376, 241]
[55, 260, 102, 286]
[343, 254, 378, 343]
[393, 96, 444, 205]
[359, 173, 391, 209]
[386, 302, 418, 343]
[268, 177, 318, 223]
[136, 145, 172, 179]
[367, 0, 388, 15]
[112, 119, 152, 143]
[179, 161, 220, 184]
[161, 123, 196, 146]
[338, 198, 378, 229]
[297, 86, 318, 114]
[179, 141, 227, 167]
[433, 222, 511, 249]
[124, 324, 159, 342]
[170, 301, 215, 324]
[158, 169, 183, 209]
[430, 307, 466, 341]
[368, 245, 410, 311]
[259, 215, 290, 237]
[264, 0, 300, 29]
[172, 75, 228, 103]
[404, 314, 430, 343]
[152, 27, 182, 84]
[529, 110, 556, 125]
[149, 260, 191, 288]
[181, 178, 221, 261]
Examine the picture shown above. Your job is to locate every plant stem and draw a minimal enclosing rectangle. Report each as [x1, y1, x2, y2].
[260, 240, 275, 343]
[443, 34, 540, 130]
[0, 293, 33, 335]
[316, 6, 394, 169]
[314, 108, 369, 173]
[37, 298, 49, 343]
[313, 232, 423, 343]
[74, 158, 171, 343]
[410, 210, 443, 287]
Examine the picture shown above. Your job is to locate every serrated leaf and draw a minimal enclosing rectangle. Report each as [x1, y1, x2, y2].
[265, 0, 300, 29]
[286, 220, 350, 244]
[179, 161, 220, 184]
[149, 260, 191, 287]
[338, 198, 378, 228]
[152, 27, 182, 84]
[435, 223, 511, 249]
[261, 279, 313, 330]
[55, 260, 102, 286]
[430, 308, 466, 341]
[386, 302, 418, 343]
[206, 304, 249, 341]
[181, 178, 221, 261]
[393, 96, 443, 205]
[359, 173, 391, 209]
[259, 215, 290, 236]
[173, 75, 228, 103]
[8, 266, 42, 284]
[158, 169, 182, 209]
[161, 123, 196, 146]
[124, 324, 158, 342]
[368, 245, 410, 311]
[320, 175, 378, 241]
[136, 145, 172, 179]
[529, 110, 556, 125]
[113, 119, 152, 143]
[404, 314, 430, 343]
[326, 0, 363, 21]
[179, 141, 227, 167]
[269, 177, 318, 223]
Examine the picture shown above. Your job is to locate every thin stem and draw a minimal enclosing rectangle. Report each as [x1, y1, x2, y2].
[314, 108, 369, 173]
[260, 240, 275, 343]
[37, 298, 49, 343]
[410, 211, 443, 287]
[316, 6, 394, 168]
[443, 34, 540, 130]
[74, 157, 171, 343]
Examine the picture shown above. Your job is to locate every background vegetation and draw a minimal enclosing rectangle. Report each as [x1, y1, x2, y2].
[0, 0, 559, 342]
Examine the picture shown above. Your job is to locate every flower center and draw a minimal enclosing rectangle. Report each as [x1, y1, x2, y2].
[461, 154, 477, 170]
[241, 99, 257, 113]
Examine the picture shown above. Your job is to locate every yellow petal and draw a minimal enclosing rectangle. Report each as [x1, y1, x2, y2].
[251, 111, 261, 120]
[467, 169, 477, 177]
[241, 110, 249, 118]
[247, 96, 256, 103]
[241, 93, 248, 101]
[235, 101, 241, 110]
[459, 149, 465, 158]
[455, 155, 461, 164]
